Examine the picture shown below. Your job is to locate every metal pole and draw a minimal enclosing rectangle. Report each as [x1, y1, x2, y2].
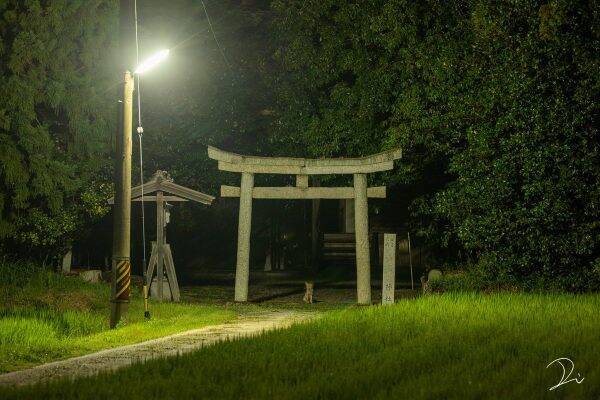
[156, 191, 165, 301]
[110, 71, 134, 328]
[311, 177, 320, 279]
[408, 232, 414, 290]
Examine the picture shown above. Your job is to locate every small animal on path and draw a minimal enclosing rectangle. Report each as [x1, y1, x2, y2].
[303, 281, 314, 304]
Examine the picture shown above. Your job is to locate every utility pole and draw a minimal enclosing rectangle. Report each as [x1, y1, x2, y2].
[110, 71, 134, 328]
[110, 0, 136, 329]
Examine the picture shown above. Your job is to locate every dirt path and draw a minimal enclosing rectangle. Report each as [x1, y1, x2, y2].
[0, 310, 314, 387]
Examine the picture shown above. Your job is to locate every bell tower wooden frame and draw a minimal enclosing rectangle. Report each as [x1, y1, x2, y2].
[111, 170, 214, 301]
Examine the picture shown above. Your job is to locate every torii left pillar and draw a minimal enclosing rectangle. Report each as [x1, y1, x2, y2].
[235, 172, 254, 302]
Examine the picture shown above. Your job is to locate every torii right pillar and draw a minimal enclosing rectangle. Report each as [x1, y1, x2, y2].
[353, 173, 371, 304]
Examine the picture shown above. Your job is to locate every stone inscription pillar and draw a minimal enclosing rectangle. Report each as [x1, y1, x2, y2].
[382, 234, 396, 305]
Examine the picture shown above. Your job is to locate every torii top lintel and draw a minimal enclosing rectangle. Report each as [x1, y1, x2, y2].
[109, 170, 215, 205]
[207, 146, 402, 175]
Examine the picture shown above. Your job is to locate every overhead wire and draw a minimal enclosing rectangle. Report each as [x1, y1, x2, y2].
[133, 0, 150, 319]
[130, 1, 232, 319]
[200, 0, 233, 74]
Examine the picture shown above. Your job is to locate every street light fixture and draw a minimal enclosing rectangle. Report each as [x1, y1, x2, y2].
[110, 49, 170, 329]
[135, 49, 170, 75]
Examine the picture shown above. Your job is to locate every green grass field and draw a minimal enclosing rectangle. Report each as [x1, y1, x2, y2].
[0, 263, 237, 372]
[2, 293, 598, 399]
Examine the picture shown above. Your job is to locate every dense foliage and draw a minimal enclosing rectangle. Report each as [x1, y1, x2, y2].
[0, 1, 117, 259]
[1, 1, 597, 289]
[271, 0, 599, 290]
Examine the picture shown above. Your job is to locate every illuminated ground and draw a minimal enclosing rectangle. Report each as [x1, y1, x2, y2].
[182, 268, 418, 305]
[2, 293, 598, 399]
[0, 311, 313, 387]
[1, 264, 392, 374]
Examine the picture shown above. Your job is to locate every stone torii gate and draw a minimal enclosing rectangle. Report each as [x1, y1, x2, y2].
[111, 170, 214, 301]
[208, 146, 402, 305]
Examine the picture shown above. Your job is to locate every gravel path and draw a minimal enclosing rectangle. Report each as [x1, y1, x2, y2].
[0, 310, 314, 387]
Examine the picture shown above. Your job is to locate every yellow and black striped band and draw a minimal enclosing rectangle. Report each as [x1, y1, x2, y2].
[113, 258, 131, 302]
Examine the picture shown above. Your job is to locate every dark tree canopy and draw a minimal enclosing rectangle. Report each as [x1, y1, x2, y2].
[0, 1, 117, 258]
[1, 0, 598, 290]
[271, 0, 600, 290]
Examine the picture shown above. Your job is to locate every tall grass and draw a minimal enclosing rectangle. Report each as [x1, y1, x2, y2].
[3, 292, 598, 399]
[0, 261, 236, 372]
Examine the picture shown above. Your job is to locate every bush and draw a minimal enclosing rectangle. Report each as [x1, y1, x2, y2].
[0, 260, 46, 288]
[272, 0, 600, 290]
[426, 269, 519, 293]
[430, 261, 600, 293]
